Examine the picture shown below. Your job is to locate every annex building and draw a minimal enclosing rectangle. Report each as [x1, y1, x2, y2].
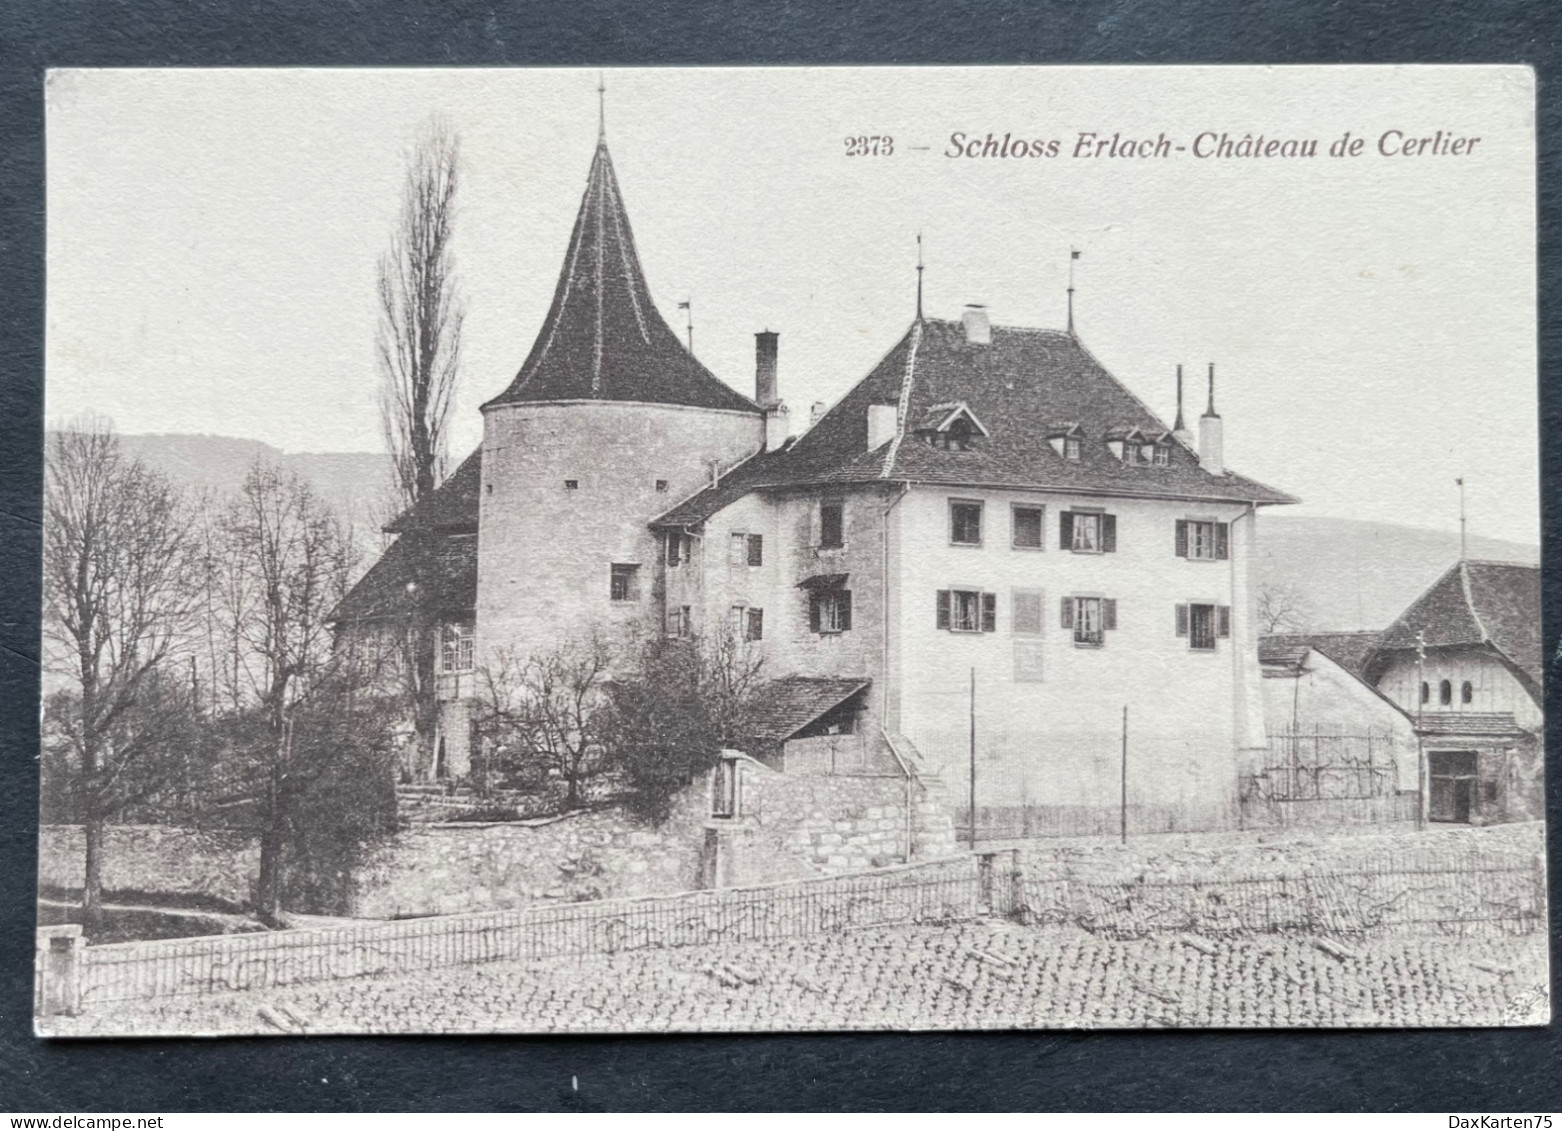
[337, 127, 1299, 833]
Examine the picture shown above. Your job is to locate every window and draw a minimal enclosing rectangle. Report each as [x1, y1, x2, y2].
[950, 500, 983, 546]
[937, 589, 996, 633]
[1461, 680, 1473, 705]
[1154, 447, 1170, 467]
[666, 531, 692, 567]
[1175, 602, 1231, 650]
[1063, 437, 1081, 461]
[1137, 443, 1156, 465]
[1011, 589, 1043, 636]
[726, 532, 763, 566]
[1011, 505, 1044, 550]
[1439, 679, 1452, 706]
[1062, 510, 1116, 553]
[1176, 519, 1230, 561]
[1420, 681, 1430, 705]
[819, 501, 844, 549]
[810, 589, 852, 634]
[564, 479, 579, 491]
[655, 479, 669, 492]
[666, 605, 693, 638]
[1063, 596, 1116, 646]
[729, 605, 764, 642]
[712, 756, 739, 819]
[440, 622, 474, 673]
[610, 563, 640, 601]
[932, 416, 977, 451]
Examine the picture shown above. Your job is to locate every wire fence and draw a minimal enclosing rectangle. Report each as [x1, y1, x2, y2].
[74, 856, 981, 1006]
[54, 835, 1547, 1011]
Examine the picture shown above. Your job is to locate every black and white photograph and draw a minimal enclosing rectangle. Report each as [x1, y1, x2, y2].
[35, 65, 1544, 1036]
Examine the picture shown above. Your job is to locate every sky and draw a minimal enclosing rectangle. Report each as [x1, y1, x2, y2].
[46, 66, 1538, 543]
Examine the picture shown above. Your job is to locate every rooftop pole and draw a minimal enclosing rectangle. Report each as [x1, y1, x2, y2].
[1457, 477, 1468, 561]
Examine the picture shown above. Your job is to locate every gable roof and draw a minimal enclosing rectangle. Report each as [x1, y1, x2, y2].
[653, 317, 1295, 526]
[384, 447, 482, 534]
[1260, 631, 1383, 680]
[1371, 560, 1542, 694]
[331, 531, 478, 624]
[482, 139, 758, 415]
[745, 676, 871, 743]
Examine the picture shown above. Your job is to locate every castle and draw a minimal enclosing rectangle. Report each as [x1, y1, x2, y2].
[336, 125, 1298, 832]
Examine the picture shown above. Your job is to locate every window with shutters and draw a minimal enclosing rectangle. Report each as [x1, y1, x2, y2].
[610, 563, 640, 601]
[666, 605, 693, 638]
[1175, 602, 1230, 651]
[1062, 510, 1116, 553]
[665, 531, 693, 567]
[1011, 589, 1043, 635]
[949, 499, 983, 546]
[936, 588, 996, 633]
[1011, 504, 1044, 550]
[810, 589, 852, 634]
[1062, 595, 1116, 646]
[819, 501, 844, 549]
[728, 605, 764, 642]
[1175, 518, 1229, 561]
[728, 531, 763, 567]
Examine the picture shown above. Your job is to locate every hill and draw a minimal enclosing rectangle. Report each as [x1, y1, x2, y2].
[1256, 514, 1538, 632]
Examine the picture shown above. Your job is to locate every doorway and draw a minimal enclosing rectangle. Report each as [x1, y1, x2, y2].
[1428, 749, 1478, 823]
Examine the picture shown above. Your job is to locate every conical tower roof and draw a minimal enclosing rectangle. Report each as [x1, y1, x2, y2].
[484, 139, 758, 414]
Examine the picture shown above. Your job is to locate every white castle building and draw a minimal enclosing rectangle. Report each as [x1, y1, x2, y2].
[337, 127, 1297, 832]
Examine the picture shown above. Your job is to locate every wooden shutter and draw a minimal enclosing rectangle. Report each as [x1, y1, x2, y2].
[1215, 523, 1230, 560]
[838, 590, 853, 631]
[1102, 598, 1117, 631]
[1059, 510, 1074, 549]
[748, 533, 763, 566]
[1175, 603, 1189, 637]
[981, 592, 997, 633]
[1175, 519, 1188, 558]
[748, 608, 764, 641]
[809, 594, 822, 633]
[936, 589, 952, 630]
[1217, 605, 1231, 637]
[1102, 514, 1117, 553]
[1060, 595, 1075, 629]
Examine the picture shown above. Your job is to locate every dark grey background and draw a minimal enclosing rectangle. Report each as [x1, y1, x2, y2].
[1, 0, 1557, 1112]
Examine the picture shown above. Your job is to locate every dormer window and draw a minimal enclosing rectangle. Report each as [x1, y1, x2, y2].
[1047, 422, 1085, 460]
[917, 402, 989, 452]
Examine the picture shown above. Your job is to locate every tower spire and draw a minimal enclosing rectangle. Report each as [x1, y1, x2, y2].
[916, 232, 925, 321]
[597, 72, 606, 140]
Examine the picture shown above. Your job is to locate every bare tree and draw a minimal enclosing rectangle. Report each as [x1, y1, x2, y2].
[43, 423, 203, 930]
[207, 461, 360, 921]
[378, 116, 463, 511]
[1257, 580, 1316, 635]
[474, 636, 616, 811]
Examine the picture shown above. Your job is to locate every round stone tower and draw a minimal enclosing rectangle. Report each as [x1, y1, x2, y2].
[476, 136, 762, 662]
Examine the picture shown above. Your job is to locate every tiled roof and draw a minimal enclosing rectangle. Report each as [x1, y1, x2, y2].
[1260, 631, 1384, 679]
[745, 676, 870, 743]
[331, 531, 478, 623]
[482, 140, 758, 416]
[654, 318, 1296, 525]
[385, 447, 481, 534]
[1413, 711, 1531, 739]
[1373, 560, 1542, 695]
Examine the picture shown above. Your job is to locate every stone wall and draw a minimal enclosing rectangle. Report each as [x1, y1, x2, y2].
[37, 825, 258, 910]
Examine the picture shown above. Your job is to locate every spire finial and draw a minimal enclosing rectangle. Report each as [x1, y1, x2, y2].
[1066, 248, 1080, 335]
[1174, 364, 1186, 431]
[597, 72, 606, 139]
[916, 232, 925, 321]
[1205, 362, 1217, 417]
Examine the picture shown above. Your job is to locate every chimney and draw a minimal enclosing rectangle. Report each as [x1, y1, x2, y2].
[1172, 364, 1195, 447]
[765, 402, 791, 451]
[754, 330, 779, 408]
[809, 401, 827, 429]
[1199, 363, 1224, 475]
[867, 404, 898, 451]
[961, 304, 991, 345]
